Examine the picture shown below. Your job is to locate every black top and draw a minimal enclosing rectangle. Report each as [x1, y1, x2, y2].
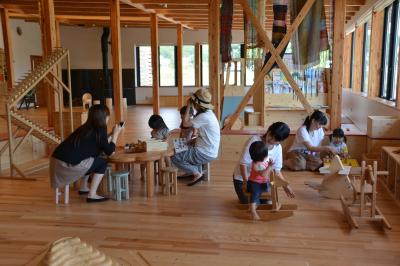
[52, 129, 115, 165]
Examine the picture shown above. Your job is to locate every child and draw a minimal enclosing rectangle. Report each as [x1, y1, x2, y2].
[329, 128, 348, 158]
[248, 141, 273, 220]
[148, 114, 170, 141]
[141, 115, 170, 180]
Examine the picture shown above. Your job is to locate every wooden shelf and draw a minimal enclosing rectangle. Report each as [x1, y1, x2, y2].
[380, 146, 400, 205]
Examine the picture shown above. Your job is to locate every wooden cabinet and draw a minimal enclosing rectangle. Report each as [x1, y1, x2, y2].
[381, 146, 400, 203]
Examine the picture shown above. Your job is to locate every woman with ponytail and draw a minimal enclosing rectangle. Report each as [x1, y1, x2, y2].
[284, 110, 337, 171]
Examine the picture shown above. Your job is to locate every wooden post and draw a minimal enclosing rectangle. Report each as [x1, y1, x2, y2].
[331, 0, 346, 129]
[353, 25, 364, 93]
[369, 10, 384, 98]
[40, 0, 57, 127]
[0, 9, 14, 90]
[208, 0, 221, 120]
[177, 24, 183, 109]
[110, 0, 123, 122]
[195, 42, 201, 87]
[151, 13, 160, 115]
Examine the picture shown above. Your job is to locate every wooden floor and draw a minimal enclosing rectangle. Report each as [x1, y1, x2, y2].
[1, 106, 400, 265]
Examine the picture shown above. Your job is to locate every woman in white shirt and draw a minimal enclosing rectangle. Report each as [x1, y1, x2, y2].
[233, 122, 295, 204]
[284, 110, 337, 171]
[171, 89, 221, 186]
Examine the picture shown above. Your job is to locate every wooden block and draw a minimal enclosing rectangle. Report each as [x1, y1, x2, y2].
[367, 138, 400, 154]
[367, 116, 400, 139]
[244, 111, 261, 126]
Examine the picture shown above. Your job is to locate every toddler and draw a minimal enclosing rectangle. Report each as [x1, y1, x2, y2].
[329, 128, 348, 158]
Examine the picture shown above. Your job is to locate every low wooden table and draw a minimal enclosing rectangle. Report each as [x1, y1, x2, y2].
[108, 148, 174, 198]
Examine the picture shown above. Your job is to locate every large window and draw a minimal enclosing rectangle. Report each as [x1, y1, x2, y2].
[361, 20, 371, 94]
[159, 46, 175, 86]
[137, 46, 152, 86]
[183, 45, 195, 86]
[380, 0, 400, 101]
[201, 44, 209, 87]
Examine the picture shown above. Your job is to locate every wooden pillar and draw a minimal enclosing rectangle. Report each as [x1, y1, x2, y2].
[40, 0, 57, 127]
[177, 24, 183, 109]
[353, 25, 364, 92]
[110, 0, 123, 122]
[0, 9, 14, 90]
[343, 34, 352, 89]
[368, 10, 384, 98]
[195, 42, 201, 87]
[208, 0, 220, 120]
[330, 0, 346, 129]
[151, 13, 159, 115]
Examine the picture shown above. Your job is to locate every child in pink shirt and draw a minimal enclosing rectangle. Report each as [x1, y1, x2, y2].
[248, 141, 273, 220]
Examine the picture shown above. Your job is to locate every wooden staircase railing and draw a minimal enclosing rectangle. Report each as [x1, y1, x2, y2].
[1, 47, 73, 179]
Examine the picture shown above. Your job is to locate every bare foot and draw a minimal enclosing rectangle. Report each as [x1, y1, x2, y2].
[251, 211, 261, 221]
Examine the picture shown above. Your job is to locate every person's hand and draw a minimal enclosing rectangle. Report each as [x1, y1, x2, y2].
[283, 185, 295, 198]
[186, 97, 192, 106]
[326, 146, 338, 155]
[242, 180, 248, 193]
[112, 124, 122, 137]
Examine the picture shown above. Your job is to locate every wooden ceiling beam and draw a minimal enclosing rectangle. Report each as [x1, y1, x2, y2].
[120, 0, 193, 30]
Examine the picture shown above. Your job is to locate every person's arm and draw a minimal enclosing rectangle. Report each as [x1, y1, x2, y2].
[100, 126, 120, 156]
[303, 141, 337, 154]
[182, 99, 194, 128]
[274, 170, 295, 198]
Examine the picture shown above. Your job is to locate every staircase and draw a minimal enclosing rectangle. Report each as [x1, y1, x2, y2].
[0, 47, 72, 178]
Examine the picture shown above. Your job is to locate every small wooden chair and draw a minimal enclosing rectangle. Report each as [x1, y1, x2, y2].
[111, 170, 130, 201]
[160, 167, 178, 195]
[55, 185, 69, 204]
[341, 161, 391, 229]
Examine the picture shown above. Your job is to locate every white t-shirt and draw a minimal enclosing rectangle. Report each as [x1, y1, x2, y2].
[192, 110, 221, 158]
[233, 135, 283, 181]
[288, 125, 325, 154]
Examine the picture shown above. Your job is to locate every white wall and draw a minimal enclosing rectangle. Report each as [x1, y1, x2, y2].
[342, 89, 400, 132]
[0, 19, 42, 82]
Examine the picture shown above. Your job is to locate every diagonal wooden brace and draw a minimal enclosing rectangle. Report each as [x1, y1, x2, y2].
[223, 0, 316, 130]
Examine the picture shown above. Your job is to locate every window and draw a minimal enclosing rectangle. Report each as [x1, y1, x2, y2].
[137, 46, 152, 86]
[223, 44, 243, 85]
[201, 44, 209, 86]
[183, 45, 195, 86]
[159, 46, 175, 86]
[361, 20, 371, 94]
[380, 0, 400, 101]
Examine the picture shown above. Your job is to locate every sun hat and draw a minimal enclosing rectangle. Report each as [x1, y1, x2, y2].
[190, 88, 214, 110]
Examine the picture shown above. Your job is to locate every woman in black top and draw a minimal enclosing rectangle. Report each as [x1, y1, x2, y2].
[50, 104, 122, 202]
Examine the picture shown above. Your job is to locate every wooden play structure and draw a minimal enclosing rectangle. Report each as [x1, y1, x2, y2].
[306, 155, 354, 199]
[341, 161, 391, 229]
[0, 48, 73, 179]
[241, 171, 297, 219]
[222, 0, 343, 131]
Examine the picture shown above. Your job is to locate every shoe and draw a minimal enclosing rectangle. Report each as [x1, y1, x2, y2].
[86, 197, 109, 203]
[178, 174, 194, 179]
[187, 175, 205, 186]
[78, 190, 89, 195]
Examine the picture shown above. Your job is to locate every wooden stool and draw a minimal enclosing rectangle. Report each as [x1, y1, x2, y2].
[203, 163, 211, 181]
[55, 185, 69, 204]
[111, 170, 130, 201]
[106, 165, 113, 193]
[160, 167, 178, 195]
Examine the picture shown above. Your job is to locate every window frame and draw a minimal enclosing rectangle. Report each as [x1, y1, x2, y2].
[380, 0, 400, 101]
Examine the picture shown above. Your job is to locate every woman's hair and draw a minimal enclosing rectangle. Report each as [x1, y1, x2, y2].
[303, 110, 328, 131]
[69, 104, 110, 147]
[148, 114, 168, 130]
[249, 141, 269, 162]
[330, 128, 347, 143]
[263, 122, 290, 142]
[191, 99, 208, 117]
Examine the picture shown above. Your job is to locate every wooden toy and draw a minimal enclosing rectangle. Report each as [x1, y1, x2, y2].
[306, 155, 353, 199]
[341, 161, 391, 229]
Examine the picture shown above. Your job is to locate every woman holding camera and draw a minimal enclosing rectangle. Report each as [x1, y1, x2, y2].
[50, 104, 122, 202]
[171, 88, 221, 186]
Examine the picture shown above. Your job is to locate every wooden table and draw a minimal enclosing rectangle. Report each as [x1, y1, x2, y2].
[108, 148, 174, 198]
